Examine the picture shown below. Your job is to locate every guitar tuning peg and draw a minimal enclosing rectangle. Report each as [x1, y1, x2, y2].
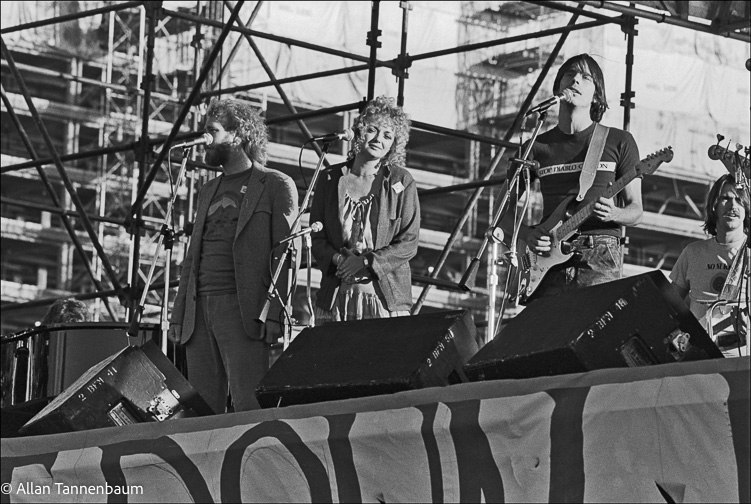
[724, 139, 733, 156]
[716, 134, 725, 144]
[736, 143, 743, 152]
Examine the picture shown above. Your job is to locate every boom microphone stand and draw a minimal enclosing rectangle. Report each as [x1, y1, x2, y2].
[257, 142, 332, 348]
[128, 147, 194, 354]
[458, 110, 550, 343]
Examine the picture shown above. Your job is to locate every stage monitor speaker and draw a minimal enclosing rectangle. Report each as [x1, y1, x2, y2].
[464, 271, 723, 382]
[19, 341, 213, 436]
[47, 323, 157, 396]
[256, 310, 479, 408]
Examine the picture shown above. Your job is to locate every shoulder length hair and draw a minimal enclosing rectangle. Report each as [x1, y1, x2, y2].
[703, 173, 750, 236]
[349, 96, 411, 167]
[553, 53, 608, 123]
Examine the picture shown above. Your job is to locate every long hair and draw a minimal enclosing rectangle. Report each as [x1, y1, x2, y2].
[348, 96, 411, 167]
[206, 98, 268, 164]
[703, 173, 750, 236]
[553, 54, 608, 122]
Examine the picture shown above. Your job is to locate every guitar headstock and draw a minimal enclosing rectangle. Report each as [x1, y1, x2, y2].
[635, 146, 673, 176]
[708, 135, 750, 179]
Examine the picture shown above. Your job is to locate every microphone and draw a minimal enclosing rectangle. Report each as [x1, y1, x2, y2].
[170, 132, 213, 150]
[310, 129, 355, 143]
[525, 89, 574, 116]
[273, 222, 323, 247]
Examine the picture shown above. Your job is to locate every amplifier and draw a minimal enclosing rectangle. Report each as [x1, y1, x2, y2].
[19, 341, 213, 436]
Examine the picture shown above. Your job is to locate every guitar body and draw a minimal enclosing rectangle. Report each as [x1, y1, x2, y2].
[512, 146, 674, 304]
[517, 195, 579, 303]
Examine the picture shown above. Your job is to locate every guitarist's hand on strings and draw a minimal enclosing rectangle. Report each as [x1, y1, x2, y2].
[523, 226, 552, 254]
[593, 196, 620, 222]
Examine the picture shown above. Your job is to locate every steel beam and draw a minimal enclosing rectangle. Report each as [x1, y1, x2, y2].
[578, 0, 749, 42]
[0, 1, 144, 35]
[413, 9, 585, 313]
[409, 18, 613, 63]
[1, 38, 127, 303]
[223, 0, 335, 171]
[130, 1, 245, 218]
[0, 87, 117, 319]
[201, 64, 372, 99]
[162, 7, 396, 69]
[366, 1, 382, 100]
[210, 1, 264, 91]
[1, 133, 200, 174]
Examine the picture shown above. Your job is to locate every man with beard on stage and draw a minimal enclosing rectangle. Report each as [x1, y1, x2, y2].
[169, 98, 298, 412]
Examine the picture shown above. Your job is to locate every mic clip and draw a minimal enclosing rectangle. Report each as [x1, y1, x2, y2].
[511, 158, 540, 170]
[501, 251, 518, 268]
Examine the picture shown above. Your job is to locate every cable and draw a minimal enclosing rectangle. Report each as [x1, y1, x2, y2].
[298, 140, 313, 190]
[266, 241, 298, 340]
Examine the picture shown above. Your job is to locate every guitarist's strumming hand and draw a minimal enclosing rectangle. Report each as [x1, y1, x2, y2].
[523, 225, 552, 254]
[593, 196, 620, 222]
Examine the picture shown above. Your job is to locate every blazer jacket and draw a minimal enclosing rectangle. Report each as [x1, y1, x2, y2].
[310, 161, 420, 312]
[171, 163, 298, 343]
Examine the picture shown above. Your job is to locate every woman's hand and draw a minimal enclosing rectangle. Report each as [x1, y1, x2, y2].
[336, 249, 367, 282]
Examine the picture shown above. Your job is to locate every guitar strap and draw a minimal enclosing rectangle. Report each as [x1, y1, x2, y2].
[577, 123, 610, 201]
[704, 237, 749, 336]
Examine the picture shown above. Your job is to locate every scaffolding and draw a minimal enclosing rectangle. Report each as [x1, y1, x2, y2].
[1, 1, 749, 342]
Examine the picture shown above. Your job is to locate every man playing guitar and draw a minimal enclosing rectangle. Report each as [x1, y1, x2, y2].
[505, 53, 644, 302]
[670, 173, 749, 358]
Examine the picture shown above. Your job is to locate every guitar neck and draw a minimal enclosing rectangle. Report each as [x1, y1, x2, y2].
[555, 168, 636, 239]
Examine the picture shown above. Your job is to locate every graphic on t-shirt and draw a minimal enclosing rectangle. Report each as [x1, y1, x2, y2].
[205, 193, 242, 240]
[537, 161, 616, 177]
[711, 273, 727, 293]
[208, 195, 240, 216]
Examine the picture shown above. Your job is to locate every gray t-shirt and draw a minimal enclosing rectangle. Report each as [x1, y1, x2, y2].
[670, 236, 747, 331]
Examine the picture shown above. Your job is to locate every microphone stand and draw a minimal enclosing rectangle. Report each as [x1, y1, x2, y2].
[282, 241, 297, 349]
[303, 232, 315, 332]
[458, 110, 550, 343]
[257, 142, 331, 338]
[128, 146, 193, 354]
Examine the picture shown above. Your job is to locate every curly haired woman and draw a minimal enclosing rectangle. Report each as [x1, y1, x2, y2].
[311, 96, 420, 323]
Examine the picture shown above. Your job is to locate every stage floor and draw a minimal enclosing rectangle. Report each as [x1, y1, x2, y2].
[2, 357, 749, 503]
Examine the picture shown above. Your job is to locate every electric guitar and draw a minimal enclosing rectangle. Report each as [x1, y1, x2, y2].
[516, 147, 674, 303]
[707, 137, 750, 180]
